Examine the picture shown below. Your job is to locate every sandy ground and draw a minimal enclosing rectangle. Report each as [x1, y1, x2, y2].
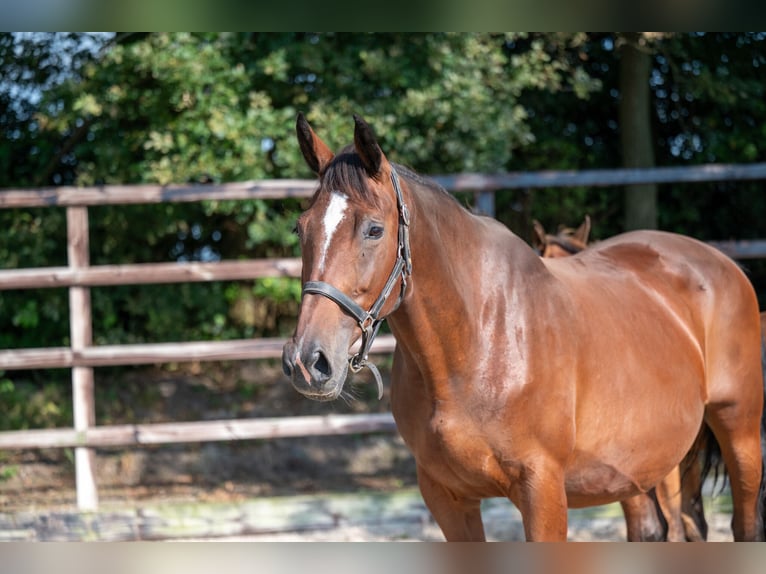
[184, 498, 736, 542]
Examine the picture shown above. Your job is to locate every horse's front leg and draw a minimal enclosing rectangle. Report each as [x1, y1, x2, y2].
[515, 461, 568, 541]
[417, 466, 485, 541]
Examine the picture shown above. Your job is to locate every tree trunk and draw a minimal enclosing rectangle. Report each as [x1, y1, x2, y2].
[619, 33, 657, 230]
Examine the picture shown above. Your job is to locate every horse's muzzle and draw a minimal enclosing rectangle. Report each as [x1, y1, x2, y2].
[281, 339, 348, 401]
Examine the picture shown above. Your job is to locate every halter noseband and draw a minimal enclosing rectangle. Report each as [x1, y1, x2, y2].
[301, 167, 412, 399]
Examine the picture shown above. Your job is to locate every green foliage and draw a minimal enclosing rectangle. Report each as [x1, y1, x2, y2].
[0, 464, 18, 482]
[0, 374, 72, 431]
[26, 33, 600, 185]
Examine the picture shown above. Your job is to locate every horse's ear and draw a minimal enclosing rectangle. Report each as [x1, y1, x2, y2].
[532, 220, 547, 253]
[353, 114, 384, 177]
[296, 113, 335, 175]
[574, 215, 591, 245]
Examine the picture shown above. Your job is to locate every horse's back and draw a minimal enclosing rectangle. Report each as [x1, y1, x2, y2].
[554, 229, 757, 317]
[562, 229, 761, 386]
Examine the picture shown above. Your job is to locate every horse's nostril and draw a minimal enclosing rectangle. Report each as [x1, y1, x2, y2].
[311, 350, 331, 380]
[281, 343, 297, 378]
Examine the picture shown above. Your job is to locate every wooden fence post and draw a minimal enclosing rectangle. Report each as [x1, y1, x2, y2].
[66, 206, 98, 510]
[474, 190, 495, 218]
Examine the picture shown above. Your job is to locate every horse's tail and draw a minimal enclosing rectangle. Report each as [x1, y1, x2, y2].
[677, 425, 723, 541]
[698, 426, 726, 495]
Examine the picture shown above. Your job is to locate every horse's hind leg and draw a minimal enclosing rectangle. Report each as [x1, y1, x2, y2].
[621, 493, 665, 541]
[705, 410, 763, 541]
[655, 466, 688, 541]
[416, 466, 486, 541]
[707, 318, 763, 540]
[702, 271, 765, 540]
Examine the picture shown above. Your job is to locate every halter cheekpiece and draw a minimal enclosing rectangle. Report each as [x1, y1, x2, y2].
[301, 167, 412, 399]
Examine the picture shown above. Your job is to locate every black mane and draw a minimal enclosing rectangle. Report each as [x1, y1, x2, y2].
[392, 163, 456, 203]
[316, 144, 458, 209]
[318, 145, 379, 205]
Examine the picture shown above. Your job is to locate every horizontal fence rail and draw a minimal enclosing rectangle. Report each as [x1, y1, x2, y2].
[1, 161, 765, 511]
[0, 413, 398, 450]
[0, 179, 318, 208]
[0, 334, 397, 371]
[704, 240, 766, 260]
[433, 162, 766, 190]
[3, 162, 766, 208]
[0, 258, 302, 290]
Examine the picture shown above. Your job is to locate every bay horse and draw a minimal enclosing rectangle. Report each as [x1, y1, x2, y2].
[282, 114, 765, 541]
[534, 216, 704, 541]
[535, 218, 766, 541]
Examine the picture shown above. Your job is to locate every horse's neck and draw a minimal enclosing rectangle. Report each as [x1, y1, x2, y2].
[404, 179, 482, 296]
[401, 176, 543, 288]
[388, 178, 544, 383]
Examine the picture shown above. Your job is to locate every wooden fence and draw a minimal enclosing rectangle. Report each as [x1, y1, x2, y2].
[1, 162, 766, 511]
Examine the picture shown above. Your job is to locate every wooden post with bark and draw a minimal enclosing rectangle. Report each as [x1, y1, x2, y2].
[619, 32, 658, 231]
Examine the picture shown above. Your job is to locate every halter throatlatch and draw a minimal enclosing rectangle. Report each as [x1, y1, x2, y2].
[302, 167, 412, 399]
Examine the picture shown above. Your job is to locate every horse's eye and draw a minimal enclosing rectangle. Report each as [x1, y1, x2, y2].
[365, 225, 384, 240]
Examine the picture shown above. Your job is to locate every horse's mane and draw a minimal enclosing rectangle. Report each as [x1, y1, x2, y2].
[393, 163, 460, 206]
[316, 144, 459, 209]
[319, 145, 378, 204]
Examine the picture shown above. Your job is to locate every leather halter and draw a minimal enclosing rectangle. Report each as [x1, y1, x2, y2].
[546, 235, 586, 255]
[301, 167, 412, 399]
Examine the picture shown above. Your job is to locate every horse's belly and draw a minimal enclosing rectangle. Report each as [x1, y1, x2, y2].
[563, 458, 651, 507]
[563, 418, 697, 508]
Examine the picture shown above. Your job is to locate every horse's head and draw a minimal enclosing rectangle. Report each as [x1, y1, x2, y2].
[532, 215, 591, 258]
[282, 114, 411, 401]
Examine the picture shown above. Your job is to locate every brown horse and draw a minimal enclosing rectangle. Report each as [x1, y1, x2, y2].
[535, 218, 766, 542]
[282, 114, 765, 541]
[533, 217, 705, 541]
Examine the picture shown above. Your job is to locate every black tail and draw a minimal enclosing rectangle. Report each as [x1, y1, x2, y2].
[698, 426, 726, 496]
[692, 425, 724, 541]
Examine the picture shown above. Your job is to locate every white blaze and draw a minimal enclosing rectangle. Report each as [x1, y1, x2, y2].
[318, 191, 348, 273]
